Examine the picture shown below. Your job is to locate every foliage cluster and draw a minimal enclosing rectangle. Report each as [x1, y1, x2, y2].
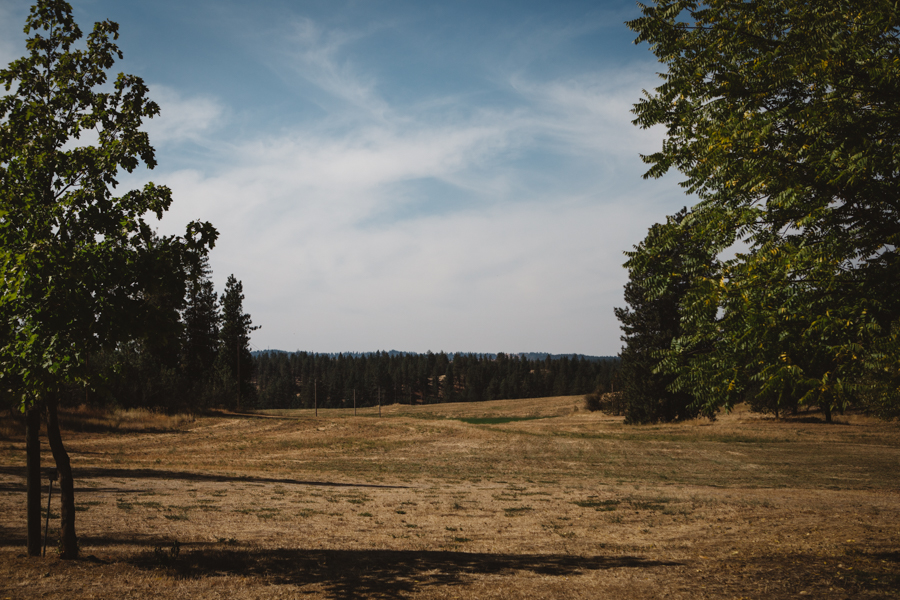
[0, 0, 252, 559]
[83, 267, 257, 413]
[615, 209, 715, 423]
[619, 0, 900, 421]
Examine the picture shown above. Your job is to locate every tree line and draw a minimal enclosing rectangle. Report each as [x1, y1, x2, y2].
[256, 350, 619, 410]
[81, 260, 257, 413]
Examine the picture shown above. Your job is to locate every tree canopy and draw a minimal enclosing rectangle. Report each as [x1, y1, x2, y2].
[626, 0, 900, 418]
[616, 208, 715, 423]
[0, 0, 217, 407]
[0, 0, 217, 557]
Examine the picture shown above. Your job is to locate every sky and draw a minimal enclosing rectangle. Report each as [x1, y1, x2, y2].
[1, 0, 693, 357]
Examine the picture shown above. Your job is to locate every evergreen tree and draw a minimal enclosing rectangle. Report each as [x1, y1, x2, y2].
[183, 257, 219, 374]
[615, 209, 714, 423]
[181, 255, 220, 400]
[217, 275, 257, 410]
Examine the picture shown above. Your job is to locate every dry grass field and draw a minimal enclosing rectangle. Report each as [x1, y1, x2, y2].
[1, 397, 899, 599]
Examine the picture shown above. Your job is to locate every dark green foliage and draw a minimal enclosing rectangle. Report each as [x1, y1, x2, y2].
[626, 0, 900, 418]
[583, 392, 603, 413]
[254, 351, 619, 410]
[0, 0, 216, 558]
[744, 380, 799, 420]
[586, 392, 628, 416]
[216, 275, 258, 410]
[66, 266, 257, 413]
[181, 256, 220, 404]
[615, 210, 713, 423]
[88, 342, 183, 411]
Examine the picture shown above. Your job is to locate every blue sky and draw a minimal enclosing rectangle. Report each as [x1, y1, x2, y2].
[1, 0, 691, 356]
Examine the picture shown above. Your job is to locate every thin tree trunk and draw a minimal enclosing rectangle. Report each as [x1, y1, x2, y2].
[25, 404, 42, 557]
[45, 398, 77, 559]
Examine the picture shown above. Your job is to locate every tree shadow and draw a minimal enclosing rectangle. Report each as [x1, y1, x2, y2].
[129, 546, 682, 600]
[0, 465, 407, 490]
[871, 551, 900, 563]
[0, 528, 203, 550]
[0, 524, 25, 548]
[784, 415, 852, 425]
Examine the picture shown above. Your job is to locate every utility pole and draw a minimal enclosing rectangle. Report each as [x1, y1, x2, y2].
[378, 387, 381, 417]
[236, 335, 241, 411]
[314, 379, 317, 417]
[353, 389, 356, 416]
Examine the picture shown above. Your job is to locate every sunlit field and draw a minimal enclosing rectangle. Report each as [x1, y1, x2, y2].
[1, 397, 898, 599]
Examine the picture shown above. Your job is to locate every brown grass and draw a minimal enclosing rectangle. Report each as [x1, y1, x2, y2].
[58, 405, 197, 433]
[1, 397, 899, 599]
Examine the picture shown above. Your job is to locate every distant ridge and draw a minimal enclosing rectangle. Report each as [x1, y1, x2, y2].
[517, 352, 618, 362]
[252, 349, 618, 362]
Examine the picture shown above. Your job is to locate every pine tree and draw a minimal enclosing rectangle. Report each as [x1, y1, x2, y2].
[181, 256, 220, 401]
[216, 275, 257, 410]
[615, 209, 714, 423]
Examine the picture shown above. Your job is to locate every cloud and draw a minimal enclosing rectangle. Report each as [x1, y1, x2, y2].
[149, 98, 675, 356]
[510, 70, 667, 158]
[268, 16, 392, 120]
[135, 13, 686, 355]
[143, 85, 226, 146]
[160, 159, 647, 354]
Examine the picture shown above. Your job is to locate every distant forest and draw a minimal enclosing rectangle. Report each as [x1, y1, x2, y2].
[254, 351, 620, 409]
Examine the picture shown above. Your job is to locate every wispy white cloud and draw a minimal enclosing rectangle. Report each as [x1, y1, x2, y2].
[510, 71, 667, 158]
[0, 0, 687, 355]
[135, 10, 685, 355]
[272, 16, 392, 120]
[143, 85, 226, 147]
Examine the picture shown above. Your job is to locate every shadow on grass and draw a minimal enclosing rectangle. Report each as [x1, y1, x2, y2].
[130, 547, 682, 600]
[0, 524, 26, 549]
[0, 529, 220, 551]
[0, 465, 408, 491]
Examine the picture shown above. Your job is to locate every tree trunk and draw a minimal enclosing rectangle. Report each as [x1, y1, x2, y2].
[25, 404, 42, 557]
[45, 399, 77, 559]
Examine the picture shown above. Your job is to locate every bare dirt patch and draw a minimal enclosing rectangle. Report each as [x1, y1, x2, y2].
[1, 398, 898, 598]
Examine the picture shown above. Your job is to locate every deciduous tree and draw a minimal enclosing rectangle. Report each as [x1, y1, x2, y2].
[627, 0, 900, 417]
[0, 0, 216, 557]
